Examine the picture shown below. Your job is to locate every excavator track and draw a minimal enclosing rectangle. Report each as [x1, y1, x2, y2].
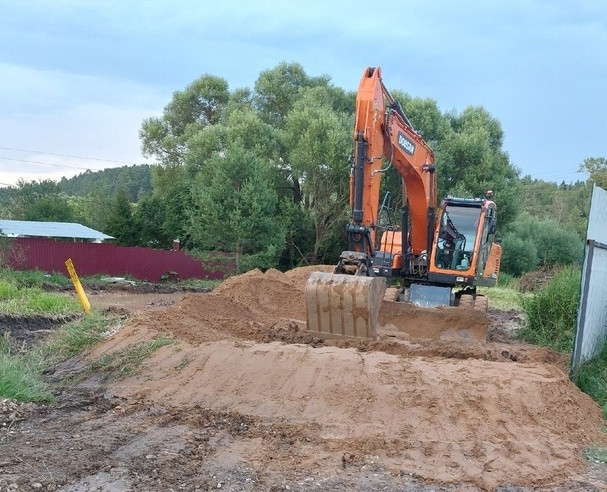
[456, 294, 489, 312]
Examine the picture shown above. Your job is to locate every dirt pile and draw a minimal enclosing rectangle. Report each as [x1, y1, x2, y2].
[87, 267, 606, 490]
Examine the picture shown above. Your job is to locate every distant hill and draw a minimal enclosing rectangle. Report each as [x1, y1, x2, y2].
[59, 164, 155, 201]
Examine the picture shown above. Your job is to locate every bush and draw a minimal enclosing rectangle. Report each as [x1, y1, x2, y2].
[518, 266, 581, 352]
[500, 233, 539, 276]
[503, 213, 584, 275]
[575, 343, 607, 419]
[519, 267, 581, 352]
[496, 272, 516, 288]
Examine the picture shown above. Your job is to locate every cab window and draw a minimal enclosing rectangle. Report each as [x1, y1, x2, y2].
[435, 205, 482, 270]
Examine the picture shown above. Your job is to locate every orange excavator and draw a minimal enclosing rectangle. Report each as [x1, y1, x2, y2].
[306, 67, 502, 340]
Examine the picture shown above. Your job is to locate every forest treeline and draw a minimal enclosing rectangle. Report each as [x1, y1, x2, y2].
[1, 63, 605, 276]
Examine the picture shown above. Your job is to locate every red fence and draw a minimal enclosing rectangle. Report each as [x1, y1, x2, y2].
[7, 238, 233, 282]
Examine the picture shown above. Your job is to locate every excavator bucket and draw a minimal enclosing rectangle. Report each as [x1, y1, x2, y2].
[306, 272, 387, 340]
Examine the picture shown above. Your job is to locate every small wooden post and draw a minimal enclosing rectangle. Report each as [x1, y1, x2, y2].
[65, 258, 91, 314]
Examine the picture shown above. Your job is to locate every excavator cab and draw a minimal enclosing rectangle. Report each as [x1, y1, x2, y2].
[428, 196, 501, 289]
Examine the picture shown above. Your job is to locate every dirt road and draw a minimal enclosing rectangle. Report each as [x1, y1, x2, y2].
[1, 267, 606, 491]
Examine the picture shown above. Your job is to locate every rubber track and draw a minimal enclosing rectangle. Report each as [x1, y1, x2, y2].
[457, 294, 488, 312]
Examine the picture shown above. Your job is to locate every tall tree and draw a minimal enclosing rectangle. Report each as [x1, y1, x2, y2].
[436, 106, 520, 227]
[189, 145, 286, 272]
[104, 189, 139, 246]
[253, 62, 328, 128]
[518, 177, 590, 239]
[134, 194, 172, 249]
[283, 86, 353, 263]
[579, 156, 607, 189]
[140, 74, 230, 167]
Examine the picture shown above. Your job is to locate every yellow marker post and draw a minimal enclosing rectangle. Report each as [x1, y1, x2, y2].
[65, 258, 91, 314]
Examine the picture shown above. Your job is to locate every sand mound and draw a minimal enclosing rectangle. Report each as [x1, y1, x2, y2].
[213, 268, 307, 319]
[89, 266, 606, 490]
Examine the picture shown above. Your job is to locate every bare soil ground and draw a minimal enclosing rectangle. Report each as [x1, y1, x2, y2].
[0, 314, 80, 347]
[1, 267, 606, 492]
[88, 290, 186, 314]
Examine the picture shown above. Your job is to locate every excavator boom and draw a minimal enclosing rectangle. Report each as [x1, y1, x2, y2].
[345, 67, 437, 264]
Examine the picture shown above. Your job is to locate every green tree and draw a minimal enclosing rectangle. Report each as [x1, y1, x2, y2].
[254, 62, 328, 127]
[68, 194, 114, 232]
[189, 145, 286, 272]
[436, 106, 520, 228]
[283, 86, 353, 264]
[22, 196, 73, 222]
[140, 74, 230, 167]
[518, 176, 590, 239]
[7, 180, 74, 222]
[104, 189, 139, 246]
[579, 156, 607, 189]
[134, 194, 172, 249]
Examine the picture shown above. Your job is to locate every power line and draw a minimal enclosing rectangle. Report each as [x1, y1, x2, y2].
[0, 145, 138, 166]
[0, 156, 93, 171]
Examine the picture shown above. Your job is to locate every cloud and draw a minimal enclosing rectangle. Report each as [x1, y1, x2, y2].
[0, 63, 161, 185]
[0, 63, 162, 113]
[0, 0, 605, 186]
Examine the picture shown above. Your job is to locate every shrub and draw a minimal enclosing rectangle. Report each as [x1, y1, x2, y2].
[0, 279, 19, 300]
[504, 213, 584, 274]
[496, 272, 516, 288]
[575, 343, 607, 419]
[500, 232, 539, 276]
[518, 266, 581, 352]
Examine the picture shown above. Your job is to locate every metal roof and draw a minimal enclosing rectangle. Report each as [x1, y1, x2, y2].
[0, 220, 114, 240]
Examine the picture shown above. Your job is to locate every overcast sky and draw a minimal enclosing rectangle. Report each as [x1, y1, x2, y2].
[0, 0, 605, 187]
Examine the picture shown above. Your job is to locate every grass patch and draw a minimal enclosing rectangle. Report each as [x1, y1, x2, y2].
[517, 266, 580, 352]
[28, 312, 112, 370]
[0, 268, 71, 289]
[0, 312, 117, 402]
[0, 332, 49, 401]
[0, 352, 50, 402]
[575, 343, 607, 419]
[584, 445, 607, 464]
[480, 285, 530, 312]
[0, 278, 81, 316]
[179, 277, 223, 291]
[87, 336, 175, 381]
